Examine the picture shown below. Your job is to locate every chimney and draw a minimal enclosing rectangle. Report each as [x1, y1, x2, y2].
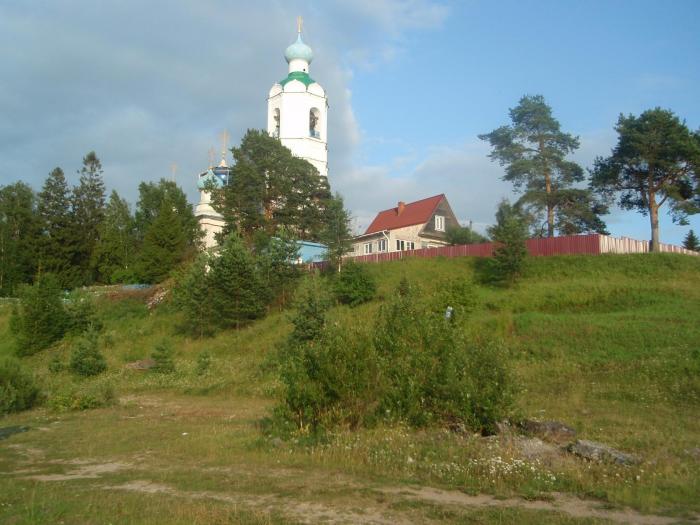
[397, 201, 406, 216]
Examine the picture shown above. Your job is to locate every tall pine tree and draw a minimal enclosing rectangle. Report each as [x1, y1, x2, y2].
[92, 190, 137, 283]
[0, 182, 39, 295]
[137, 197, 188, 283]
[71, 151, 106, 284]
[37, 167, 76, 288]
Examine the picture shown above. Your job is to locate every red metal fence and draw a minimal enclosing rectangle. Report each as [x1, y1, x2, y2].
[347, 234, 697, 264]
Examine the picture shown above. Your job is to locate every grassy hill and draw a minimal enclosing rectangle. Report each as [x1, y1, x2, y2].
[1, 254, 699, 524]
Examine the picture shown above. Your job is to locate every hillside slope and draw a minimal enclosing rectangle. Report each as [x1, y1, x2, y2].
[1, 254, 699, 524]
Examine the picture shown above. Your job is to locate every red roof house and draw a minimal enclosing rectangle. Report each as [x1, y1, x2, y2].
[352, 194, 459, 255]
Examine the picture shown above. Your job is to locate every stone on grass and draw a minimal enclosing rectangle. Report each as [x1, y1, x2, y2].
[518, 419, 576, 444]
[567, 439, 640, 465]
[125, 359, 156, 371]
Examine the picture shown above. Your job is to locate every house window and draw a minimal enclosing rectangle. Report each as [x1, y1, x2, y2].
[378, 239, 387, 252]
[364, 242, 373, 254]
[395, 240, 414, 251]
[435, 215, 445, 232]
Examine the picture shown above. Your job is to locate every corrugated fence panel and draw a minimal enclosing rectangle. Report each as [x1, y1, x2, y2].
[342, 234, 697, 266]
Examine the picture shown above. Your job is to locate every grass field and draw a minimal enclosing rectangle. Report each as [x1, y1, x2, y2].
[1, 254, 699, 524]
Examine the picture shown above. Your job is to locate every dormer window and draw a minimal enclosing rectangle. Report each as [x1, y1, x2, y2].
[435, 215, 445, 232]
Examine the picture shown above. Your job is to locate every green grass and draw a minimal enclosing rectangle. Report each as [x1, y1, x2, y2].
[1, 253, 699, 523]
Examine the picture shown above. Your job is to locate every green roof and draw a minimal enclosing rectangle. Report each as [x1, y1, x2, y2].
[279, 71, 316, 88]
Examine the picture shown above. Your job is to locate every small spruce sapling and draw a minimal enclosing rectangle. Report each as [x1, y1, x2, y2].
[683, 229, 699, 252]
[69, 330, 107, 377]
[151, 340, 175, 374]
[195, 351, 211, 375]
[488, 200, 529, 285]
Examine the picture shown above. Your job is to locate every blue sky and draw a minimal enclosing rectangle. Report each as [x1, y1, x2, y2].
[1, 0, 698, 244]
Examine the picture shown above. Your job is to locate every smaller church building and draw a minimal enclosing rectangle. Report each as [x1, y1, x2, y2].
[351, 194, 459, 256]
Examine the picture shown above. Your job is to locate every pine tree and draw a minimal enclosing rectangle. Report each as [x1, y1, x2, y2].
[137, 197, 188, 283]
[11, 273, 68, 356]
[172, 253, 217, 337]
[319, 194, 353, 272]
[151, 340, 175, 374]
[480, 95, 608, 237]
[683, 230, 699, 252]
[591, 108, 700, 251]
[92, 190, 137, 283]
[135, 179, 200, 247]
[37, 168, 76, 288]
[488, 200, 529, 285]
[0, 182, 39, 295]
[208, 234, 268, 327]
[71, 152, 106, 284]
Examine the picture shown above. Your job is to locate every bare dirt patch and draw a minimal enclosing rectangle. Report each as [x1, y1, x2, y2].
[380, 486, 687, 525]
[24, 461, 131, 482]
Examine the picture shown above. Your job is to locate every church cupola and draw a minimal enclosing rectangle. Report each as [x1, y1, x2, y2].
[284, 19, 313, 74]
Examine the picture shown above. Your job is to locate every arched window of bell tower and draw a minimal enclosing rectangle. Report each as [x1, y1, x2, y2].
[273, 108, 280, 138]
[309, 108, 320, 139]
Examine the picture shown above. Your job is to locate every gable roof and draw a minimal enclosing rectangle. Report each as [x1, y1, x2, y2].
[364, 194, 445, 235]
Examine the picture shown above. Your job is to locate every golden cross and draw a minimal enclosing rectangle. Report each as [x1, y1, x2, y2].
[297, 15, 303, 34]
[220, 129, 229, 159]
[208, 148, 215, 168]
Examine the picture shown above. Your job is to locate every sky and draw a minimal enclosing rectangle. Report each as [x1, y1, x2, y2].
[1, 0, 699, 243]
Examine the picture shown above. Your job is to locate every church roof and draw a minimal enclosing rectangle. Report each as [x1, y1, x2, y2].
[280, 71, 316, 87]
[285, 33, 313, 64]
[364, 194, 446, 235]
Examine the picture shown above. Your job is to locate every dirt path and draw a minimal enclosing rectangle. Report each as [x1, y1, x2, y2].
[8, 446, 695, 525]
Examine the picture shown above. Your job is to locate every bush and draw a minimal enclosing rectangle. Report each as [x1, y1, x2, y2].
[151, 340, 175, 373]
[195, 351, 211, 375]
[48, 380, 115, 412]
[10, 274, 68, 356]
[65, 290, 102, 335]
[69, 331, 107, 377]
[276, 278, 515, 435]
[0, 357, 40, 415]
[333, 262, 376, 307]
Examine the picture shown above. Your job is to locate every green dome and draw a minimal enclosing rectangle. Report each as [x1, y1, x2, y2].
[197, 169, 222, 190]
[284, 34, 313, 64]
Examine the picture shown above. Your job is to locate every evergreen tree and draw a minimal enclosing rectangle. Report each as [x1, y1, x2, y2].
[71, 152, 106, 284]
[151, 340, 176, 374]
[591, 108, 700, 251]
[445, 225, 488, 245]
[69, 330, 107, 377]
[0, 182, 39, 295]
[134, 179, 200, 246]
[37, 167, 76, 287]
[137, 197, 188, 283]
[11, 273, 68, 356]
[319, 193, 353, 272]
[208, 234, 268, 327]
[683, 229, 699, 252]
[480, 95, 607, 237]
[92, 190, 137, 283]
[487, 200, 529, 285]
[255, 228, 300, 306]
[211, 129, 331, 240]
[172, 253, 217, 337]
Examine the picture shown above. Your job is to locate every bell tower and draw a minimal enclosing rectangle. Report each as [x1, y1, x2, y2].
[267, 18, 328, 177]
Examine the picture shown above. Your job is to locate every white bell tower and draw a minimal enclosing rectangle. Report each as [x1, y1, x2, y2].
[267, 17, 328, 178]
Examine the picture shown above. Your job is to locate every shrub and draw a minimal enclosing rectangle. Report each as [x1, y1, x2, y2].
[65, 290, 102, 335]
[69, 331, 107, 377]
[333, 262, 376, 307]
[195, 351, 211, 376]
[48, 355, 64, 374]
[48, 380, 115, 412]
[0, 357, 40, 415]
[151, 340, 175, 373]
[11, 274, 68, 356]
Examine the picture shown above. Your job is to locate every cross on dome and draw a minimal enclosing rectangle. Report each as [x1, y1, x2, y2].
[284, 16, 313, 67]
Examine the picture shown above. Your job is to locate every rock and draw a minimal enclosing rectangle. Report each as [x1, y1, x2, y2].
[518, 419, 577, 444]
[125, 359, 156, 371]
[516, 436, 562, 462]
[567, 439, 640, 465]
[0, 426, 30, 441]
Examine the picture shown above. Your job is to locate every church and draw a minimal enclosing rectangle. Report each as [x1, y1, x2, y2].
[195, 19, 328, 249]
